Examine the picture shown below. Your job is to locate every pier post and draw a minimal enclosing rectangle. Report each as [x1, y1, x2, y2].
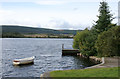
[62, 44, 64, 50]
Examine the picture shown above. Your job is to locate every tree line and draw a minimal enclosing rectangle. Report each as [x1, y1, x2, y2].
[73, 1, 120, 57]
[2, 32, 25, 38]
[2, 32, 74, 38]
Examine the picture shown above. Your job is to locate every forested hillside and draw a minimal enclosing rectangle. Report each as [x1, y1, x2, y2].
[1, 25, 80, 35]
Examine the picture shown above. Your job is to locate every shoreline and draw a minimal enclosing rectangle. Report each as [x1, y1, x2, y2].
[40, 57, 119, 77]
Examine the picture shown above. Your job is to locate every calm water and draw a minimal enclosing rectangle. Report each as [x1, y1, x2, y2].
[2, 38, 96, 77]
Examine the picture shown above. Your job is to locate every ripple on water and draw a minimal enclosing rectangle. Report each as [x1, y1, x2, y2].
[2, 38, 96, 77]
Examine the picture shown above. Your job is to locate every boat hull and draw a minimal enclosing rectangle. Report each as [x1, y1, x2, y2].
[13, 56, 35, 66]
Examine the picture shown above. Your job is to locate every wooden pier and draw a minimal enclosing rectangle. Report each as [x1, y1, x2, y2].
[62, 44, 80, 56]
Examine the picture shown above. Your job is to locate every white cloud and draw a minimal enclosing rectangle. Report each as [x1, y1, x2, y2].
[0, 9, 14, 24]
[0, 0, 118, 29]
[0, 0, 118, 3]
[0, 9, 39, 27]
[34, 0, 68, 5]
[0, 8, 90, 29]
[42, 18, 86, 30]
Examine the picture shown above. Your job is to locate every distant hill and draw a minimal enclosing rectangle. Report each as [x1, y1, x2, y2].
[1, 25, 81, 35]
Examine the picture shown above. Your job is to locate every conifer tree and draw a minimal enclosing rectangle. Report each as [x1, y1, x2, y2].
[93, 1, 114, 33]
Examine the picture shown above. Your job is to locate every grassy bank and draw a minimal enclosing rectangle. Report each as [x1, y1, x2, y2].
[50, 67, 119, 77]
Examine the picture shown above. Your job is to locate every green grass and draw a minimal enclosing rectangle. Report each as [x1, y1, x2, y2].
[50, 67, 119, 77]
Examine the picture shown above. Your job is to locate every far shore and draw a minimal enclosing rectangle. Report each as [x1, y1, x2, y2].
[1, 37, 74, 39]
[2, 33, 75, 38]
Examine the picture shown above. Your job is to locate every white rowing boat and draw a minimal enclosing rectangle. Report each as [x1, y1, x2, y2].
[13, 56, 35, 65]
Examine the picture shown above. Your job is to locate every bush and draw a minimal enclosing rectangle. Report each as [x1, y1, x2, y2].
[73, 29, 97, 56]
[95, 26, 120, 57]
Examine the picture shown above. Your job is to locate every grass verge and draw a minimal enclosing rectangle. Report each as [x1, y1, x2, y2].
[50, 67, 119, 77]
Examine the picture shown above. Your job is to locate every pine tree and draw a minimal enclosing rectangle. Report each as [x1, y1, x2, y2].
[93, 1, 114, 33]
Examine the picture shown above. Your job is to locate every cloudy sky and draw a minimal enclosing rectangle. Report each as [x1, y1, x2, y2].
[0, 0, 118, 30]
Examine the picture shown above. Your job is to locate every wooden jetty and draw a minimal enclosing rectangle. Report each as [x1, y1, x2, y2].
[62, 44, 80, 55]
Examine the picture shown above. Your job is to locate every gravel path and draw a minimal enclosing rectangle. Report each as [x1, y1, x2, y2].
[86, 57, 119, 69]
